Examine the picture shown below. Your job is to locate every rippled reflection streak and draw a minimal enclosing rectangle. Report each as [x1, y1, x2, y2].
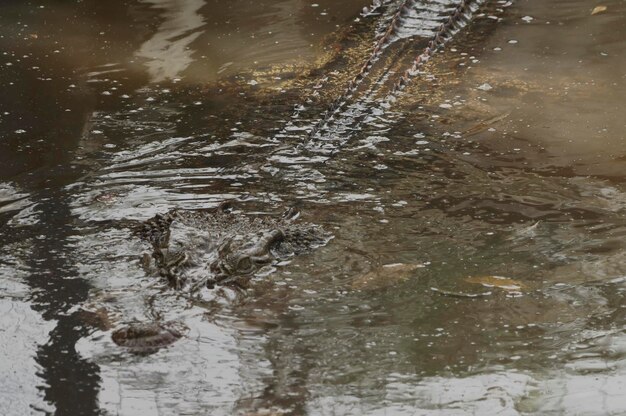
[136, 0, 206, 82]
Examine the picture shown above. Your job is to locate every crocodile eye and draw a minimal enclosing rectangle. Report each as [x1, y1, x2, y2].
[237, 256, 253, 273]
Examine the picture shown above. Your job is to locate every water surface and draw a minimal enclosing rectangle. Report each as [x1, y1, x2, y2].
[0, 0, 625, 415]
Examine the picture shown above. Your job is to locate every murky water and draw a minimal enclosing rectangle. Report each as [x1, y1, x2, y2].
[1, 0, 624, 415]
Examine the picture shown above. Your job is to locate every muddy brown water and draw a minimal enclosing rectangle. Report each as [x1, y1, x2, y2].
[0, 0, 625, 415]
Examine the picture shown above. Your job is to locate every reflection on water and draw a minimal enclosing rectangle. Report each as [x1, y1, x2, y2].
[0, 255, 55, 415]
[136, 0, 206, 82]
[135, 0, 372, 83]
[0, 0, 625, 415]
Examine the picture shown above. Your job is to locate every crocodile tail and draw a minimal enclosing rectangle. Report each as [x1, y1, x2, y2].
[307, 0, 486, 144]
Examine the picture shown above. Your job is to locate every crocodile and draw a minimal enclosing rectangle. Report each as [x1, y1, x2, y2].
[86, 1, 486, 354]
[92, 203, 330, 353]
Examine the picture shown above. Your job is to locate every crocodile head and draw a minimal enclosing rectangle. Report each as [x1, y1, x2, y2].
[139, 204, 330, 292]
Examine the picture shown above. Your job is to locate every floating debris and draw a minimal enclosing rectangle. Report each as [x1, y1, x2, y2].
[464, 112, 509, 136]
[94, 192, 119, 205]
[511, 221, 541, 239]
[591, 6, 607, 15]
[465, 275, 525, 292]
[431, 287, 492, 298]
